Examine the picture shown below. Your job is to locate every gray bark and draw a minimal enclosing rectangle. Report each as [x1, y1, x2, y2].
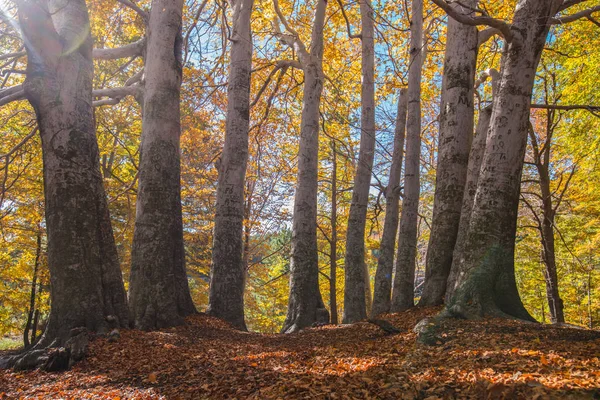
[371, 89, 407, 316]
[208, 0, 254, 331]
[391, 0, 423, 312]
[128, 0, 196, 330]
[445, 105, 492, 301]
[343, 0, 376, 324]
[445, 0, 563, 321]
[16, 0, 129, 347]
[419, 0, 478, 306]
[281, 0, 330, 333]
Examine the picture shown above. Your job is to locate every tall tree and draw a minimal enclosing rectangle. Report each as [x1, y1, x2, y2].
[371, 88, 408, 316]
[128, 0, 196, 330]
[435, 0, 569, 320]
[391, 0, 423, 312]
[274, 0, 330, 333]
[419, 0, 478, 306]
[343, 0, 376, 324]
[13, 0, 129, 354]
[522, 104, 574, 324]
[208, 0, 255, 331]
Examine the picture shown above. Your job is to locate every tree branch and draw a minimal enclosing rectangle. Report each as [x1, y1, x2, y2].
[551, 5, 600, 24]
[430, 0, 515, 42]
[116, 0, 149, 23]
[335, 0, 362, 39]
[93, 38, 146, 60]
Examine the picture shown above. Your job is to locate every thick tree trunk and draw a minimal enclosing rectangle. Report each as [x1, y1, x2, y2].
[282, 0, 330, 333]
[371, 89, 407, 316]
[17, 0, 129, 347]
[128, 0, 196, 330]
[208, 0, 254, 331]
[419, 0, 478, 306]
[330, 141, 339, 325]
[445, 105, 492, 301]
[343, 0, 376, 324]
[445, 0, 562, 321]
[391, 0, 423, 313]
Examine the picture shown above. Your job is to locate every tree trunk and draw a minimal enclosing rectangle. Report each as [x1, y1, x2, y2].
[343, 0, 375, 324]
[208, 0, 254, 331]
[330, 140, 338, 325]
[445, 0, 562, 321]
[23, 232, 42, 348]
[17, 0, 129, 347]
[371, 89, 407, 316]
[282, 0, 330, 333]
[445, 105, 492, 301]
[538, 159, 565, 323]
[419, 0, 478, 306]
[128, 0, 196, 330]
[391, 0, 423, 313]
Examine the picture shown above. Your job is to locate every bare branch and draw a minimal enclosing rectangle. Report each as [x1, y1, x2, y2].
[335, 0, 362, 39]
[551, 5, 600, 24]
[477, 27, 500, 46]
[0, 84, 25, 106]
[0, 51, 26, 61]
[530, 104, 600, 112]
[93, 38, 146, 60]
[117, 0, 149, 23]
[430, 0, 515, 42]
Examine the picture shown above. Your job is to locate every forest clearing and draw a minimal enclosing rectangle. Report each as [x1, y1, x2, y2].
[1, 0, 600, 397]
[2, 308, 600, 399]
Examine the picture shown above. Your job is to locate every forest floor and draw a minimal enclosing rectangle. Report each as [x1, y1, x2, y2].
[1, 307, 600, 399]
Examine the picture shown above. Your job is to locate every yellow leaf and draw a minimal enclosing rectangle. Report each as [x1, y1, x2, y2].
[148, 372, 158, 383]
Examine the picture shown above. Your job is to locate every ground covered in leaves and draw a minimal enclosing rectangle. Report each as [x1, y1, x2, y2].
[2, 307, 600, 399]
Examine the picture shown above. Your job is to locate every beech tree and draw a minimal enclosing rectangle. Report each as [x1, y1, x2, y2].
[4, 0, 129, 368]
[342, 0, 376, 324]
[371, 88, 407, 316]
[419, 0, 478, 306]
[208, 0, 255, 331]
[275, 0, 331, 333]
[128, 0, 196, 330]
[391, 0, 423, 313]
[434, 0, 595, 320]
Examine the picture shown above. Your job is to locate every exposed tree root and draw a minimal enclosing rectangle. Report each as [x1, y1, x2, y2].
[0, 327, 91, 371]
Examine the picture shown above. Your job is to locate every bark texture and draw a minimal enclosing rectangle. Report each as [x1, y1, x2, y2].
[208, 0, 254, 331]
[128, 0, 196, 330]
[419, 0, 478, 306]
[445, 105, 492, 301]
[282, 0, 330, 333]
[343, 0, 376, 324]
[446, 0, 563, 321]
[17, 0, 128, 346]
[391, 0, 423, 313]
[371, 89, 407, 316]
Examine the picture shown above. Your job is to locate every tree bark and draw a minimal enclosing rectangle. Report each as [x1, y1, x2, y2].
[371, 89, 407, 316]
[391, 0, 423, 313]
[445, 0, 563, 321]
[128, 0, 196, 330]
[330, 140, 339, 325]
[282, 0, 330, 333]
[445, 105, 492, 301]
[343, 0, 376, 324]
[17, 0, 129, 347]
[208, 0, 254, 331]
[419, 0, 478, 306]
